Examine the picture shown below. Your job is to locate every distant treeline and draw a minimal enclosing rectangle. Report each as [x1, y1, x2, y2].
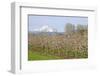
[65, 23, 88, 34]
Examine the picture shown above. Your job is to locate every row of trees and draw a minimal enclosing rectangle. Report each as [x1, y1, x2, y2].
[65, 23, 88, 34]
[28, 23, 88, 60]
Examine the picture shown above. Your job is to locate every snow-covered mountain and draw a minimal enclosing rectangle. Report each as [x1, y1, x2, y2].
[33, 25, 57, 32]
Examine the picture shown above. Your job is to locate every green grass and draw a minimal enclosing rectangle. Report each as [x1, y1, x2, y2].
[28, 49, 88, 61]
[28, 50, 61, 60]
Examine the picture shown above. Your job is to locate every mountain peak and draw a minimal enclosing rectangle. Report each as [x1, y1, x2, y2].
[33, 25, 57, 32]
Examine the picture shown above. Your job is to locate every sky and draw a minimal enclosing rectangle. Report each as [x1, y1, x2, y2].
[28, 15, 88, 32]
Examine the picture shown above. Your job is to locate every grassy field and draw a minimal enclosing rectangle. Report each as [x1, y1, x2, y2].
[28, 50, 88, 60]
[28, 50, 61, 60]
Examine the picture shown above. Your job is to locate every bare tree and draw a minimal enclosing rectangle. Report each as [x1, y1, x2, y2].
[64, 23, 75, 34]
[76, 24, 88, 35]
